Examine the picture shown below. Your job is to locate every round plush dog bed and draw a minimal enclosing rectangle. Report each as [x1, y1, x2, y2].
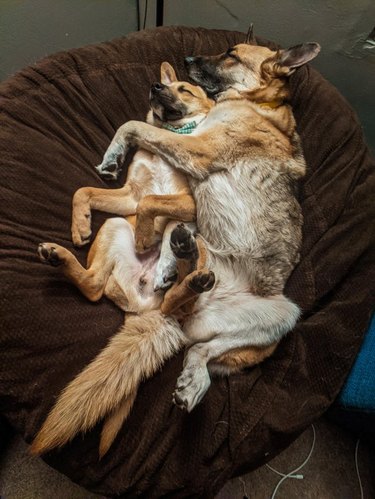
[0, 26, 374, 497]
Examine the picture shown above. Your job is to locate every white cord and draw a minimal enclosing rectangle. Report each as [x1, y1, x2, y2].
[239, 476, 249, 498]
[355, 439, 364, 499]
[266, 424, 316, 499]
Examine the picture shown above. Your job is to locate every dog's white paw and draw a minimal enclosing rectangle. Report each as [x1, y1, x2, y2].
[173, 366, 211, 412]
[96, 142, 126, 180]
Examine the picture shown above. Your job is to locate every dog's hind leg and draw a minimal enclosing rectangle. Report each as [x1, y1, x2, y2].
[39, 218, 135, 302]
[161, 225, 215, 317]
[174, 293, 300, 411]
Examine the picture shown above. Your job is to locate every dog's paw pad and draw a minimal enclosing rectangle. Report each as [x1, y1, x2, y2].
[172, 391, 188, 411]
[95, 163, 119, 180]
[170, 224, 198, 259]
[189, 270, 215, 293]
[38, 244, 62, 267]
[173, 368, 211, 412]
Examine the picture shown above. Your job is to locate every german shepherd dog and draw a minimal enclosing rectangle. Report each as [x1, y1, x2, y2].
[32, 63, 217, 456]
[32, 31, 320, 456]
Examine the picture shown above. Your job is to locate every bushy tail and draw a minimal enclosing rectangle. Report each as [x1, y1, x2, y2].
[30, 311, 185, 455]
[99, 393, 137, 458]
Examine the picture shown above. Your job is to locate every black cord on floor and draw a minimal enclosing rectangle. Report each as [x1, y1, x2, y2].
[143, 0, 149, 29]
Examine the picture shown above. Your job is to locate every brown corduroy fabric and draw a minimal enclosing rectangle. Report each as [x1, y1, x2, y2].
[0, 26, 374, 498]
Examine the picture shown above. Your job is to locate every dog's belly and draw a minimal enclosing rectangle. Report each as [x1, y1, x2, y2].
[104, 219, 164, 313]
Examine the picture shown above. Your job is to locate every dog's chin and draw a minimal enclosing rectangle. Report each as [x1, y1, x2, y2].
[150, 106, 185, 123]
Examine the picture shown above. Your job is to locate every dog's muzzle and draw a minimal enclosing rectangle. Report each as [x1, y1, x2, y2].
[184, 56, 199, 66]
[184, 56, 222, 95]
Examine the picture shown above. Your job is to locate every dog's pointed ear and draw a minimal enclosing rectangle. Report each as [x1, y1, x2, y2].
[245, 24, 257, 45]
[160, 62, 178, 84]
[278, 43, 321, 71]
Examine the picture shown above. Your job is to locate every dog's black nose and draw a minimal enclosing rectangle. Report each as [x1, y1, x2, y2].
[151, 82, 164, 92]
[184, 56, 196, 66]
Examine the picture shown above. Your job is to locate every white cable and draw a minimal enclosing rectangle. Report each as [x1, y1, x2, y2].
[239, 476, 249, 498]
[266, 463, 304, 480]
[266, 424, 316, 499]
[355, 439, 364, 499]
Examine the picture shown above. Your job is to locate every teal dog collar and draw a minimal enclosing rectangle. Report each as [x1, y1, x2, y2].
[162, 121, 197, 134]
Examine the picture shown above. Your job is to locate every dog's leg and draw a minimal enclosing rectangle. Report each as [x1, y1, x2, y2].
[39, 218, 134, 302]
[72, 184, 139, 246]
[135, 193, 196, 253]
[161, 225, 215, 317]
[174, 294, 300, 411]
[96, 121, 224, 181]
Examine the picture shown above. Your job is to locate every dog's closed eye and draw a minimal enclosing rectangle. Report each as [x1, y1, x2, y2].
[178, 85, 195, 96]
[225, 49, 240, 62]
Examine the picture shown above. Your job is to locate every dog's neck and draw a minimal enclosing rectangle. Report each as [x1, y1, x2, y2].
[216, 78, 289, 110]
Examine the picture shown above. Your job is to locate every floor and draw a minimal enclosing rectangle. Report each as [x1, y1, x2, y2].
[0, 418, 374, 499]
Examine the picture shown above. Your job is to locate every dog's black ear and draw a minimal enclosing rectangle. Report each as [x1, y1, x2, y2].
[245, 24, 257, 45]
[160, 62, 178, 84]
[279, 43, 321, 70]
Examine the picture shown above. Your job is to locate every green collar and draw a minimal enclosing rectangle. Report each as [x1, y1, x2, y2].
[162, 121, 197, 134]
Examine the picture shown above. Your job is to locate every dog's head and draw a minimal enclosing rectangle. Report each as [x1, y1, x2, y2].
[185, 28, 320, 96]
[148, 62, 214, 126]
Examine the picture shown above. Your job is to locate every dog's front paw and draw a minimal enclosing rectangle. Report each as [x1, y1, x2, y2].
[135, 218, 157, 254]
[135, 233, 157, 254]
[96, 142, 126, 180]
[173, 366, 211, 412]
[188, 270, 215, 293]
[95, 162, 120, 181]
[38, 243, 63, 267]
[71, 214, 92, 247]
[170, 224, 198, 260]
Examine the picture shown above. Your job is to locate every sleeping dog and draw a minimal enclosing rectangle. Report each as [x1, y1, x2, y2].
[91, 32, 320, 413]
[32, 31, 320, 456]
[32, 63, 217, 456]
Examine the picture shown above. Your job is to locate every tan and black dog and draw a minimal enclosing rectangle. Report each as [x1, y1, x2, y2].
[32, 63, 217, 456]
[32, 32, 320, 456]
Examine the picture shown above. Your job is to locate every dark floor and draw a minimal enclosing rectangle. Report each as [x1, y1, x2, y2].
[0, 418, 374, 499]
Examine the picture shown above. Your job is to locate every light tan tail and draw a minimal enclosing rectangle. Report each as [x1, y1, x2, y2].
[30, 311, 185, 455]
[99, 393, 137, 458]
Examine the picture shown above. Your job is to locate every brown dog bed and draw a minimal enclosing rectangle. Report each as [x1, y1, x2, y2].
[0, 26, 374, 498]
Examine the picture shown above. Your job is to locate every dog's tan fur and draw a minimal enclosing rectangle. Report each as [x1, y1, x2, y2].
[91, 37, 319, 402]
[32, 37, 320, 456]
[32, 65, 217, 456]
